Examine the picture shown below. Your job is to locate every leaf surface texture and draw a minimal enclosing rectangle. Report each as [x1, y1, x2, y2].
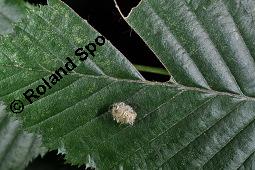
[1, 0, 255, 169]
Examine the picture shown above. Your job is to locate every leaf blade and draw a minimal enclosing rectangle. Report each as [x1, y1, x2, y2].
[1, 0, 255, 169]
[126, 0, 255, 96]
[0, 0, 26, 35]
[0, 102, 45, 170]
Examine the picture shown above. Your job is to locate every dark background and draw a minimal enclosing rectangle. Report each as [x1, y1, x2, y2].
[25, 0, 169, 169]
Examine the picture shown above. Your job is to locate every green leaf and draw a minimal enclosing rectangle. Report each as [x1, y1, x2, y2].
[1, 0, 255, 169]
[125, 0, 255, 96]
[0, 0, 27, 35]
[0, 102, 45, 170]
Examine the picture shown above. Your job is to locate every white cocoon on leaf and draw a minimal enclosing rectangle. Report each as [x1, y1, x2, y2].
[111, 102, 137, 125]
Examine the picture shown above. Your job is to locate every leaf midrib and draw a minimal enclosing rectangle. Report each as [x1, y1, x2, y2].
[2, 61, 255, 103]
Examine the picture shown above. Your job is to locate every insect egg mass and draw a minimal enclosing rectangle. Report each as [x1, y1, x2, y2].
[111, 102, 137, 125]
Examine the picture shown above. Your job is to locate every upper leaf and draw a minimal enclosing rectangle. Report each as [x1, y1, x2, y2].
[126, 0, 255, 96]
[1, 0, 255, 169]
